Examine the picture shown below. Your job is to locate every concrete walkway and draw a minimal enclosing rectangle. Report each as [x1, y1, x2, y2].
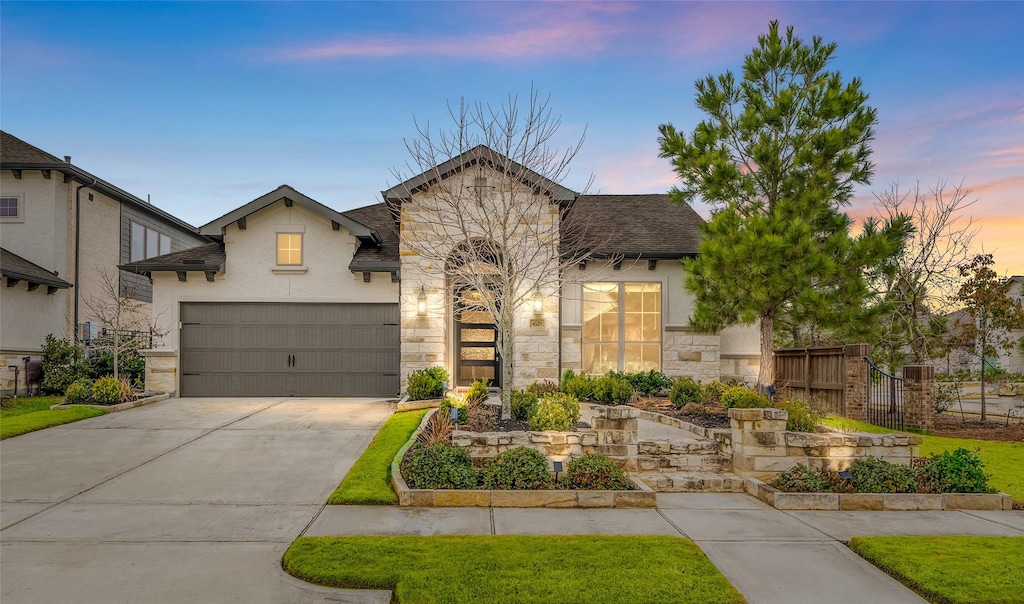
[3, 398, 1022, 604]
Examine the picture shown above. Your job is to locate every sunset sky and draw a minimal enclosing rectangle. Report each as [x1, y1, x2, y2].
[2, 1, 1021, 274]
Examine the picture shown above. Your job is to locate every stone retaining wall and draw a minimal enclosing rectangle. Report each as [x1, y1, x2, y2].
[729, 408, 921, 479]
[747, 478, 1014, 511]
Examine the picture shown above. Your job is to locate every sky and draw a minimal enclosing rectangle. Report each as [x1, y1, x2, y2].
[2, 1, 1022, 274]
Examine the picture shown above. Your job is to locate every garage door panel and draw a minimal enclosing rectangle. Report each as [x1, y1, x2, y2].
[179, 303, 399, 397]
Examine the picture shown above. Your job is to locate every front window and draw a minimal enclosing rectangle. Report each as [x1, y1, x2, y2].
[130, 221, 171, 261]
[277, 233, 302, 265]
[0, 196, 22, 222]
[582, 282, 661, 374]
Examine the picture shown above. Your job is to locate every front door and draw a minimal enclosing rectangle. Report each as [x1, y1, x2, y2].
[454, 286, 500, 386]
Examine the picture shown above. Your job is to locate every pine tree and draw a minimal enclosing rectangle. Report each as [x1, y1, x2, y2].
[658, 21, 909, 389]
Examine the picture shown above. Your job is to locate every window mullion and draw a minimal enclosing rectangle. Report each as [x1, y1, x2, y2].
[618, 283, 625, 372]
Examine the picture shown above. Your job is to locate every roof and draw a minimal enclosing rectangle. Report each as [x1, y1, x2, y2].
[119, 243, 225, 275]
[0, 247, 73, 290]
[344, 202, 399, 266]
[382, 145, 578, 204]
[199, 184, 380, 245]
[565, 194, 704, 258]
[1, 130, 204, 237]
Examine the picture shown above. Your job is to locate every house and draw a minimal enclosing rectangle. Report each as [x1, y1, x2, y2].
[0, 131, 208, 394]
[940, 276, 1024, 376]
[122, 146, 760, 397]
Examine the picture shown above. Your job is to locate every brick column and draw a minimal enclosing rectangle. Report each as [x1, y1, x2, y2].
[843, 344, 871, 421]
[903, 365, 935, 432]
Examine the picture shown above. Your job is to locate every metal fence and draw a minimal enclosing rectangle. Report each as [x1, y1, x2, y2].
[867, 358, 904, 430]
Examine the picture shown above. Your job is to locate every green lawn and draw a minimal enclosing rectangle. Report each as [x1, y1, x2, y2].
[327, 409, 428, 505]
[849, 536, 1024, 604]
[285, 535, 745, 604]
[822, 416, 1024, 500]
[1, 396, 107, 439]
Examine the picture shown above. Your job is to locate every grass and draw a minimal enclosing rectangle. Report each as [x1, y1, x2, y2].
[1, 396, 107, 439]
[822, 416, 1024, 500]
[849, 536, 1024, 604]
[284, 535, 745, 604]
[327, 409, 428, 505]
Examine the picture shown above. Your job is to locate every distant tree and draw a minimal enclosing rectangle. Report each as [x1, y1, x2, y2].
[658, 21, 909, 390]
[950, 254, 1024, 421]
[873, 180, 978, 371]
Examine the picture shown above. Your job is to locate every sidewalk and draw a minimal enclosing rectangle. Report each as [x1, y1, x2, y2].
[306, 493, 1024, 604]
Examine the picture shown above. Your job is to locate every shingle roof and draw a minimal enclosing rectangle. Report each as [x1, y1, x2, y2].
[344, 203, 399, 264]
[565, 194, 704, 257]
[119, 243, 225, 274]
[0, 247, 73, 289]
[0, 131, 63, 164]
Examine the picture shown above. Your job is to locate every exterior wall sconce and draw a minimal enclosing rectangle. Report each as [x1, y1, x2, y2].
[533, 292, 543, 316]
[417, 287, 427, 316]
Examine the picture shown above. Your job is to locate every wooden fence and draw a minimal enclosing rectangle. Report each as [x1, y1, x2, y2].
[774, 346, 846, 415]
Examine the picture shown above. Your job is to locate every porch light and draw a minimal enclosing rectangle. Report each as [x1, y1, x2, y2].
[417, 287, 427, 316]
[533, 292, 543, 316]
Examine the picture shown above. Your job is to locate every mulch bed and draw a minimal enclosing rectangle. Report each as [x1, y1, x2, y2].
[626, 398, 732, 429]
[931, 413, 1024, 442]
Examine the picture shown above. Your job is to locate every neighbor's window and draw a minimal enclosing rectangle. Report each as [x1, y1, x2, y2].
[582, 282, 661, 374]
[130, 221, 171, 261]
[277, 233, 303, 265]
[0, 196, 21, 222]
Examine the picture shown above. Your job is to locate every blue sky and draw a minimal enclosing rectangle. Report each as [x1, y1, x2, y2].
[2, 1, 1021, 272]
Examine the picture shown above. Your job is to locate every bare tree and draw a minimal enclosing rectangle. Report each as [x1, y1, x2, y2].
[387, 89, 601, 420]
[82, 267, 166, 382]
[873, 180, 979, 369]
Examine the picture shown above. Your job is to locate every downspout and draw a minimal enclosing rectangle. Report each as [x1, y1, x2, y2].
[73, 176, 96, 340]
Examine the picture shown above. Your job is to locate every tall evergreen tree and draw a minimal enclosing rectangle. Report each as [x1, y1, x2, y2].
[659, 21, 909, 389]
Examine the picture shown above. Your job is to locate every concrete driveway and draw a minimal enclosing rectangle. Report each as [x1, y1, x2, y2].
[1, 397, 395, 604]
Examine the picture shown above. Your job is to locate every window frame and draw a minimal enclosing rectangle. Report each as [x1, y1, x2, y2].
[581, 281, 662, 373]
[276, 232, 303, 266]
[130, 221, 172, 262]
[0, 195, 23, 223]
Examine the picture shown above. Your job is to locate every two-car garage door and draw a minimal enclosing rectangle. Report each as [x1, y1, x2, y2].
[179, 302, 400, 397]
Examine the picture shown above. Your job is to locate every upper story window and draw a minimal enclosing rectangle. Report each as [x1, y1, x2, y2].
[131, 221, 171, 261]
[0, 196, 22, 222]
[582, 282, 662, 374]
[276, 233, 303, 265]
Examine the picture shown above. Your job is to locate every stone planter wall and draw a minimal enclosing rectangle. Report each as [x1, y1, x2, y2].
[729, 408, 921, 479]
[747, 477, 1014, 511]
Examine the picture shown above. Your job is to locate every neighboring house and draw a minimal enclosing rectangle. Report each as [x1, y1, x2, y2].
[0, 131, 208, 394]
[123, 147, 760, 398]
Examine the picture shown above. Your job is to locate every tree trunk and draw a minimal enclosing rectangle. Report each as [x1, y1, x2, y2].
[500, 339, 513, 420]
[113, 331, 120, 382]
[758, 312, 775, 392]
[979, 332, 987, 422]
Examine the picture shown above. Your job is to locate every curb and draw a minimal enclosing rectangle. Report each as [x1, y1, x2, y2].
[50, 392, 172, 413]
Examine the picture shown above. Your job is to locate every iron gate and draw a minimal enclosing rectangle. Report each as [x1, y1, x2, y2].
[867, 358, 904, 430]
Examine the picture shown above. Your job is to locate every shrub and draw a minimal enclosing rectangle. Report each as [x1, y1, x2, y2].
[770, 464, 837, 493]
[846, 457, 918, 493]
[463, 378, 491, 407]
[465, 405, 497, 432]
[438, 396, 467, 425]
[92, 377, 121, 404]
[620, 370, 672, 396]
[934, 383, 958, 414]
[560, 369, 594, 400]
[510, 389, 539, 421]
[86, 337, 146, 384]
[403, 444, 476, 490]
[406, 367, 448, 400]
[532, 399, 573, 434]
[483, 447, 551, 490]
[592, 375, 634, 404]
[669, 378, 702, 408]
[679, 402, 707, 416]
[916, 448, 995, 494]
[721, 385, 769, 409]
[117, 377, 135, 403]
[525, 380, 559, 396]
[40, 334, 90, 394]
[546, 392, 581, 424]
[773, 398, 822, 432]
[419, 411, 454, 447]
[64, 379, 93, 404]
[701, 380, 728, 404]
[560, 454, 631, 490]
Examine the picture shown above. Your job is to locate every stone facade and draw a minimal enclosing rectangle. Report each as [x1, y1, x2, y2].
[663, 328, 721, 381]
[142, 349, 177, 394]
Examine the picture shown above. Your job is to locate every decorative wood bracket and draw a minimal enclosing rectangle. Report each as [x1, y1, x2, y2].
[176, 271, 187, 282]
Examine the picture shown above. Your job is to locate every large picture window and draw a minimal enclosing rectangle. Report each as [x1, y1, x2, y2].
[130, 221, 171, 262]
[582, 282, 661, 374]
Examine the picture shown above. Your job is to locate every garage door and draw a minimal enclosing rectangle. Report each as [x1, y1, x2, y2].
[179, 302, 400, 397]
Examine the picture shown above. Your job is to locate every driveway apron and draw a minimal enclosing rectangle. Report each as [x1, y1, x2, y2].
[0, 397, 394, 604]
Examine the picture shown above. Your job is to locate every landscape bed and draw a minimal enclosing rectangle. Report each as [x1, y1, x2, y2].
[747, 477, 1014, 511]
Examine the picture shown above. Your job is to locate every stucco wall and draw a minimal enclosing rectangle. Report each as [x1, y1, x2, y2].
[151, 200, 398, 355]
